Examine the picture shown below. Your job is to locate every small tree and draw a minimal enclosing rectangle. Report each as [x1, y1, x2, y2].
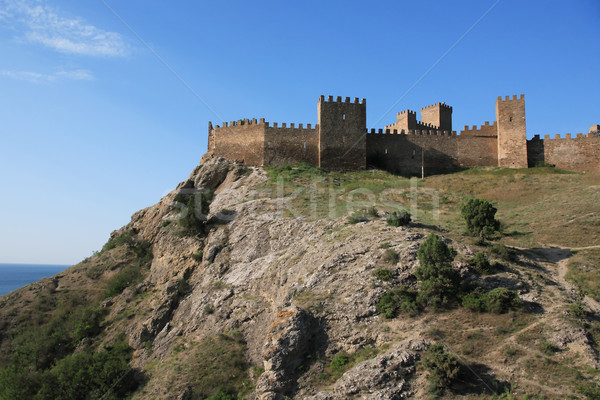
[423, 343, 461, 395]
[386, 210, 411, 227]
[460, 198, 500, 238]
[415, 234, 459, 309]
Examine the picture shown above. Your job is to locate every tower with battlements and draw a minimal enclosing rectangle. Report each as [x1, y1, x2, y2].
[496, 95, 527, 168]
[317, 96, 366, 170]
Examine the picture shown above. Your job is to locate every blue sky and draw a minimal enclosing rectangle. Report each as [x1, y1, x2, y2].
[0, 0, 598, 264]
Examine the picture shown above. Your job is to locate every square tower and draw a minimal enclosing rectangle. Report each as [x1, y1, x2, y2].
[318, 96, 367, 170]
[420, 102, 453, 131]
[496, 95, 527, 168]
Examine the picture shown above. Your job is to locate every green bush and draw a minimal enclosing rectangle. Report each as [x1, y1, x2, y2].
[469, 252, 492, 274]
[73, 306, 105, 341]
[372, 268, 393, 282]
[462, 287, 522, 314]
[460, 198, 500, 238]
[330, 353, 350, 372]
[386, 210, 411, 227]
[104, 265, 142, 298]
[348, 211, 369, 224]
[423, 343, 461, 395]
[376, 287, 420, 318]
[415, 234, 459, 310]
[485, 288, 522, 313]
[490, 244, 511, 261]
[541, 341, 559, 356]
[34, 342, 137, 400]
[383, 248, 400, 264]
[174, 190, 213, 237]
[367, 206, 379, 218]
[192, 250, 204, 262]
[205, 388, 237, 400]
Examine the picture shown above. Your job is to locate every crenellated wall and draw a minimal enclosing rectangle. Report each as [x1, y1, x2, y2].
[527, 133, 600, 173]
[264, 123, 319, 166]
[208, 94, 598, 175]
[209, 118, 266, 166]
[366, 130, 459, 176]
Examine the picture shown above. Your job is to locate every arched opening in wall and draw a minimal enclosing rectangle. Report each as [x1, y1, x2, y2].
[303, 142, 306, 149]
[342, 113, 346, 121]
[412, 150, 416, 159]
[510, 117, 513, 122]
[385, 148, 388, 154]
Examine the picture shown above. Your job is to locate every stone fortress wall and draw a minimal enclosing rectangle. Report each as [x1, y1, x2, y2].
[207, 95, 600, 175]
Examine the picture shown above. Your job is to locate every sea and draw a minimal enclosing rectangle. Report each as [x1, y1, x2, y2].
[0, 263, 70, 296]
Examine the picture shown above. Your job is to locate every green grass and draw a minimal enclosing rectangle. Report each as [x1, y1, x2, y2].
[565, 249, 600, 301]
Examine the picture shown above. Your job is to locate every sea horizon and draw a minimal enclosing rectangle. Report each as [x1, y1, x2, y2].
[0, 263, 70, 296]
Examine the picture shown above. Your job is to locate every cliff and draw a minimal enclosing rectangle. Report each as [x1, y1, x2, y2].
[0, 155, 599, 399]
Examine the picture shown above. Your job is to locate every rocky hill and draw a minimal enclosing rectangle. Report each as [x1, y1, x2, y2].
[1, 155, 599, 399]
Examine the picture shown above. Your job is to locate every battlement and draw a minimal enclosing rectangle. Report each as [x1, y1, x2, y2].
[319, 95, 366, 104]
[530, 133, 592, 141]
[420, 102, 453, 112]
[367, 128, 454, 137]
[459, 121, 497, 136]
[497, 94, 525, 102]
[397, 110, 417, 116]
[211, 118, 318, 131]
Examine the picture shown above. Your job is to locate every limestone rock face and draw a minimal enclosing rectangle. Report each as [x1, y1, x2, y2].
[2, 155, 596, 400]
[306, 341, 422, 400]
[256, 307, 317, 400]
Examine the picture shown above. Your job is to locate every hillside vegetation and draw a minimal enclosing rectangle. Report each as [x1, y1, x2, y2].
[0, 156, 599, 400]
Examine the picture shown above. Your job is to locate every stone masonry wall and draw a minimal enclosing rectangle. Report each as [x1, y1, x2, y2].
[210, 119, 265, 166]
[456, 135, 498, 167]
[527, 134, 600, 173]
[366, 131, 459, 176]
[264, 124, 319, 166]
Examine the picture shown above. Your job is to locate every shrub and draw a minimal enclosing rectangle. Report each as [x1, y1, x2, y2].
[330, 353, 350, 372]
[372, 268, 393, 282]
[174, 190, 213, 237]
[415, 234, 459, 310]
[348, 212, 369, 224]
[383, 248, 400, 264]
[205, 388, 237, 400]
[490, 244, 511, 261]
[460, 198, 500, 238]
[73, 306, 105, 341]
[469, 252, 492, 274]
[386, 210, 411, 227]
[35, 341, 137, 400]
[485, 287, 522, 313]
[367, 206, 379, 218]
[541, 341, 560, 356]
[191, 250, 203, 262]
[376, 287, 420, 318]
[104, 265, 142, 298]
[462, 287, 522, 313]
[423, 343, 461, 395]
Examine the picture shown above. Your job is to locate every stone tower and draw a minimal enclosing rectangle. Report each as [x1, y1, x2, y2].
[420, 102, 453, 131]
[318, 96, 366, 170]
[496, 95, 527, 168]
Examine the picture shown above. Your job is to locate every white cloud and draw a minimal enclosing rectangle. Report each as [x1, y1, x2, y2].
[1, 0, 129, 57]
[0, 68, 94, 83]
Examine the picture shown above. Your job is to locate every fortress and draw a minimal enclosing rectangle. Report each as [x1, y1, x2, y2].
[207, 95, 600, 175]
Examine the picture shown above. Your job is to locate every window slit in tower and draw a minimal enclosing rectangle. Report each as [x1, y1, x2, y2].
[342, 113, 346, 121]
[303, 142, 306, 149]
